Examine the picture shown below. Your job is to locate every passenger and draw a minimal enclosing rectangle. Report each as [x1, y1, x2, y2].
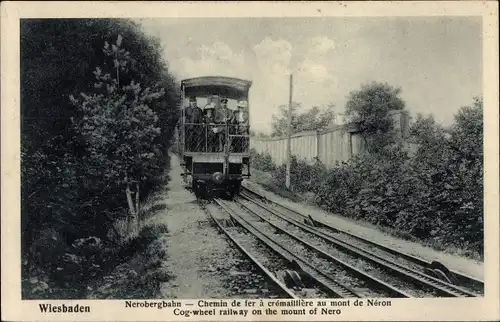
[183, 97, 195, 151]
[190, 100, 203, 124]
[203, 103, 218, 152]
[229, 104, 239, 135]
[233, 101, 246, 122]
[236, 100, 249, 134]
[214, 98, 233, 151]
[189, 100, 204, 151]
[215, 98, 234, 124]
[203, 102, 216, 123]
[184, 97, 196, 123]
[241, 111, 250, 151]
[236, 100, 249, 152]
[227, 100, 239, 151]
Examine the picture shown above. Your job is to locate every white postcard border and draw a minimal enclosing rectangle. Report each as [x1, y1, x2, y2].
[1, 1, 499, 321]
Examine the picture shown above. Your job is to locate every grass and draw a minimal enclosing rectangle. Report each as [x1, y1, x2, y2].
[87, 222, 172, 299]
[249, 168, 302, 202]
[90, 171, 173, 299]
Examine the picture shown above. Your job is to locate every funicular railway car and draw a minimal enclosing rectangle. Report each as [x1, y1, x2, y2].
[180, 76, 252, 198]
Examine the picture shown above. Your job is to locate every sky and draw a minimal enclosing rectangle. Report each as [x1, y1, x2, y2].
[137, 17, 482, 133]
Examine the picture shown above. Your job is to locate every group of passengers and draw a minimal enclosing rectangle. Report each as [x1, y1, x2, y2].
[184, 97, 249, 152]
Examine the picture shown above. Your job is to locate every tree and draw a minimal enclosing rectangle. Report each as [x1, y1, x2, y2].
[447, 97, 483, 246]
[409, 113, 450, 167]
[449, 97, 483, 162]
[249, 129, 270, 138]
[405, 97, 483, 251]
[70, 35, 165, 233]
[21, 18, 180, 299]
[271, 103, 336, 136]
[21, 18, 179, 253]
[344, 82, 406, 153]
[296, 105, 336, 131]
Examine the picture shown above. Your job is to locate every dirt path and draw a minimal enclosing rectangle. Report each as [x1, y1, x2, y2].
[144, 154, 242, 299]
[243, 174, 484, 281]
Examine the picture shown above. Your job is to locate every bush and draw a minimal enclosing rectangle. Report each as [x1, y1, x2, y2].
[21, 19, 179, 298]
[268, 98, 484, 257]
[86, 224, 171, 299]
[250, 148, 276, 172]
[23, 234, 121, 299]
[271, 155, 327, 194]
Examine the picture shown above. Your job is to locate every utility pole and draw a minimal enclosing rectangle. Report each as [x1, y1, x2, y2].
[286, 74, 293, 190]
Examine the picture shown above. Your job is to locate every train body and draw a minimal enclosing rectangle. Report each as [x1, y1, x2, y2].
[179, 76, 252, 198]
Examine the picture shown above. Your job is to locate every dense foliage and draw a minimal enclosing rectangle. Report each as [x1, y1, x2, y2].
[21, 19, 179, 298]
[249, 148, 276, 172]
[271, 103, 336, 136]
[255, 97, 484, 258]
[271, 156, 327, 194]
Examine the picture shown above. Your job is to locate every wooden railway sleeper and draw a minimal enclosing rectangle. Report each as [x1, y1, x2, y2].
[215, 199, 361, 298]
[240, 194, 479, 297]
[236, 199, 412, 298]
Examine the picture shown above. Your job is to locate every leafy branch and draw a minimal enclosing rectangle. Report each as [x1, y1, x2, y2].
[70, 35, 165, 233]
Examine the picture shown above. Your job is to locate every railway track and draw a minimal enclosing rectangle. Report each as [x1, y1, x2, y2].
[209, 199, 415, 299]
[209, 199, 365, 298]
[202, 201, 298, 299]
[240, 186, 483, 297]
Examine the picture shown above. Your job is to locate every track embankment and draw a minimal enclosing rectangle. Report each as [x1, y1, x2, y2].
[243, 172, 484, 283]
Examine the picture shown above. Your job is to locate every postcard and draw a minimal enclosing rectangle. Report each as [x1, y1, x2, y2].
[1, 1, 499, 321]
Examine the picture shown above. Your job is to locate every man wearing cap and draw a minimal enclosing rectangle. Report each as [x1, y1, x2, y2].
[215, 98, 234, 124]
[213, 98, 234, 151]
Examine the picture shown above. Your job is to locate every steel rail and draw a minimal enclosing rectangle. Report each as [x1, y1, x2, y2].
[204, 202, 298, 299]
[240, 192, 479, 298]
[214, 198, 362, 298]
[234, 199, 412, 298]
[241, 186, 484, 294]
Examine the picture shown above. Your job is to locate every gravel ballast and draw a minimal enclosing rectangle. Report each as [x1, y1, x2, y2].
[229, 201, 405, 298]
[243, 178, 484, 282]
[237, 199, 439, 298]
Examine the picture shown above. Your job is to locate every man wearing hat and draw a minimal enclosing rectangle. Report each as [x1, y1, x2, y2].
[190, 99, 203, 124]
[185, 97, 204, 151]
[183, 97, 196, 123]
[235, 100, 249, 125]
[203, 102, 218, 152]
[231, 100, 250, 152]
[183, 97, 194, 151]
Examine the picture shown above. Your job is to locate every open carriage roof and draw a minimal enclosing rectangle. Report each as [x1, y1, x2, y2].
[181, 76, 252, 100]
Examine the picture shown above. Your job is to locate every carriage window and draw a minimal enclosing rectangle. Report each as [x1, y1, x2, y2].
[183, 96, 203, 108]
[225, 99, 238, 111]
[184, 96, 243, 112]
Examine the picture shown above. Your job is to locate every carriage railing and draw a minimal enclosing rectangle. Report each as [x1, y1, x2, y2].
[183, 123, 250, 153]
